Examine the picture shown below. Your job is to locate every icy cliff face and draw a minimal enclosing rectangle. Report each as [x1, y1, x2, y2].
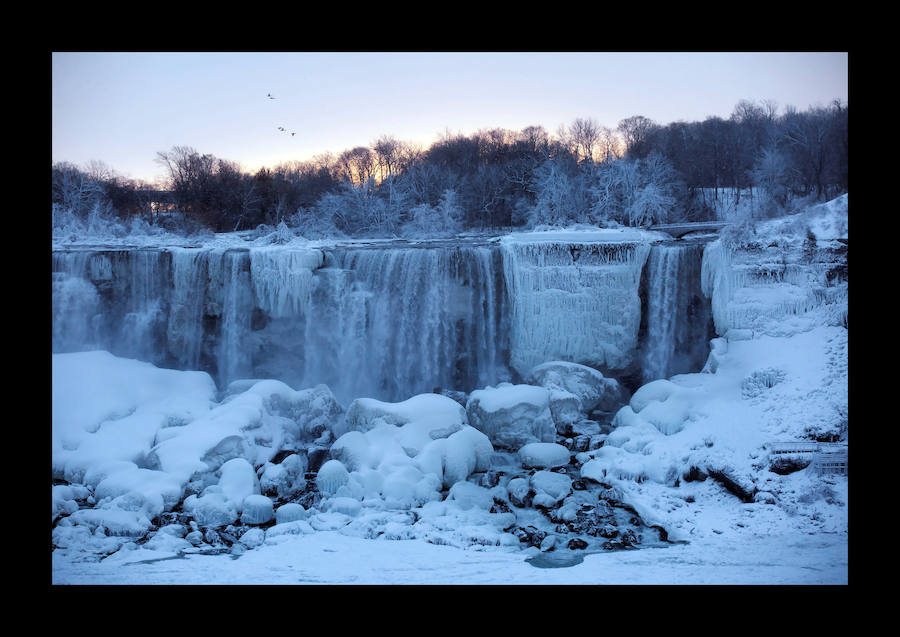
[701, 197, 848, 338]
[500, 235, 651, 377]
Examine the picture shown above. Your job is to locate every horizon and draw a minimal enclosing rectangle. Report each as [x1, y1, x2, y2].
[52, 52, 848, 184]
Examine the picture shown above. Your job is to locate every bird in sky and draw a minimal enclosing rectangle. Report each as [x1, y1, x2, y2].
[277, 126, 285, 131]
[291, 132, 296, 136]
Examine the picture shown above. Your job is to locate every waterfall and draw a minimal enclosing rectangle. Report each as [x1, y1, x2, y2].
[641, 243, 712, 383]
[51, 249, 170, 364]
[167, 248, 209, 370]
[308, 245, 508, 403]
[218, 250, 253, 386]
[117, 250, 170, 363]
[51, 236, 721, 403]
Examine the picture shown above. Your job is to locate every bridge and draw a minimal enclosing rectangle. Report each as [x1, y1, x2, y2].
[647, 221, 729, 238]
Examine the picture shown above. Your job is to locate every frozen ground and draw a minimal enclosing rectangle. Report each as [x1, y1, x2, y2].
[53, 523, 846, 585]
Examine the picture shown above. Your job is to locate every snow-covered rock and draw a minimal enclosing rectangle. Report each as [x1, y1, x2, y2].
[217, 458, 260, 511]
[274, 503, 307, 524]
[344, 393, 468, 449]
[316, 459, 350, 495]
[185, 491, 238, 528]
[238, 527, 266, 548]
[518, 442, 570, 469]
[526, 360, 623, 413]
[446, 482, 494, 511]
[466, 384, 554, 450]
[241, 494, 274, 525]
[546, 387, 582, 430]
[530, 471, 572, 508]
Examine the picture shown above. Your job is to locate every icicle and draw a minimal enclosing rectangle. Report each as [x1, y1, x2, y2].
[500, 237, 651, 376]
[249, 247, 324, 318]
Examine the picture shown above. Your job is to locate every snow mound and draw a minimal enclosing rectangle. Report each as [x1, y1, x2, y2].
[52, 351, 216, 484]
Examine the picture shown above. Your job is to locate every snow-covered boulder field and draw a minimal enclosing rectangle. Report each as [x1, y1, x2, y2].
[574, 196, 848, 547]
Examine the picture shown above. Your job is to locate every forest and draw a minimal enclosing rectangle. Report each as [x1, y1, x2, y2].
[51, 98, 848, 239]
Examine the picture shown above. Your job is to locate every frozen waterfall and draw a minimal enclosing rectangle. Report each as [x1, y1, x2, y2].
[51, 234, 719, 404]
[500, 236, 651, 377]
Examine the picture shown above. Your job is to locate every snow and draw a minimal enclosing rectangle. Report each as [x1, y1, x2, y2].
[518, 442, 570, 469]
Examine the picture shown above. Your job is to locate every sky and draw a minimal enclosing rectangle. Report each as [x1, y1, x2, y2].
[51, 52, 848, 184]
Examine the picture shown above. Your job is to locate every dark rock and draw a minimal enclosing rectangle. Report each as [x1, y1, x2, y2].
[650, 524, 669, 542]
[490, 498, 512, 515]
[707, 467, 757, 503]
[682, 466, 708, 482]
[769, 455, 812, 475]
[306, 447, 330, 473]
[572, 479, 587, 491]
[479, 471, 501, 488]
[598, 524, 619, 539]
[567, 537, 588, 550]
[571, 435, 592, 452]
[513, 525, 547, 548]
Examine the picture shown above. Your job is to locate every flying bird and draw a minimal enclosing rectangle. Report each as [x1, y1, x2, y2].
[277, 126, 285, 131]
[291, 132, 296, 136]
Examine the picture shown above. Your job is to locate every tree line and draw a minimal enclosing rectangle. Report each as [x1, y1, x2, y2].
[52, 98, 848, 238]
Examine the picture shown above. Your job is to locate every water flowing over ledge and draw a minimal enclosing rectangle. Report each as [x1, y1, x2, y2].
[52, 231, 715, 403]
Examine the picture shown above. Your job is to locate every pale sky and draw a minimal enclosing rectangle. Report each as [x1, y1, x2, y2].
[51, 52, 848, 184]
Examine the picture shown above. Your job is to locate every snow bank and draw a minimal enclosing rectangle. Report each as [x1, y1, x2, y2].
[52, 351, 216, 484]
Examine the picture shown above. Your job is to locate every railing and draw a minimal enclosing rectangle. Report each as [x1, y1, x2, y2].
[768, 441, 848, 475]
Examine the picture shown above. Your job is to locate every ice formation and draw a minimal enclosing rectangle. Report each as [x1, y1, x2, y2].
[500, 234, 651, 376]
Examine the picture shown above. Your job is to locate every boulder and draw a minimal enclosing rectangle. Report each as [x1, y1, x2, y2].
[506, 477, 533, 508]
[217, 458, 260, 512]
[526, 361, 623, 413]
[518, 442, 570, 469]
[547, 387, 582, 431]
[531, 470, 573, 508]
[188, 492, 238, 528]
[274, 503, 307, 524]
[466, 384, 555, 450]
[240, 494, 274, 525]
[258, 453, 307, 499]
[316, 459, 350, 495]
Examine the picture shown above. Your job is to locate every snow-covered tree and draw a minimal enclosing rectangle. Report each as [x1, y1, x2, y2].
[747, 145, 793, 215]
